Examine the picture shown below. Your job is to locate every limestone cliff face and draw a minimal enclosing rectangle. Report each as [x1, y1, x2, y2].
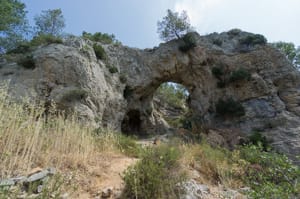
[1, 30, 300, 163]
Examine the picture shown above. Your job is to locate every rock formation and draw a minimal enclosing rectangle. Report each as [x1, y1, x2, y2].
[0, 29, 300, 163]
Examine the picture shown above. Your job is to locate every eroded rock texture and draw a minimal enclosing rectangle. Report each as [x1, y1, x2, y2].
[0, 30, 300, 163]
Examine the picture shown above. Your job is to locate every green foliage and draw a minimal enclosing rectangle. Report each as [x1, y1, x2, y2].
[247, 131, 271, 151]
[34, 9, 65, 36]
[228, 28, 242, 36]
[93, 44, 106, 60]
[60, 89, 87, 102]
[17, 55, 35, 69]
[6, 41, 31, 54]
[30, 34, 63, 46]
[212, 66, 251, 88]
[229, 68, 251, 82]
[7, 34, 63, 54]
[179, 33, 197, 52]
[155, 83, 188, 109]
[212, 38, 222, 46]
[239, 145, 300, 198]
[216, 98, 245, 117]
[239, 34, 267, 47]
[0, 0, 27, 31]
[123, 86, 133, 99]
[0, 0, 29, 53]
[122, 144, 184, 199]
[82, 31, 117, 44]
[116, 134, 142, 157]
[271, 41, 300, 68]
[119, 74, 127, 83]
[157, 9, 193, 42]
[212, 65, 227, 88]
[211, 66, 224, 79]
[107, 65, 118, 73]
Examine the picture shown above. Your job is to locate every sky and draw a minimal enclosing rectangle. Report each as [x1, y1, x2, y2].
[22, 0, 300, 49]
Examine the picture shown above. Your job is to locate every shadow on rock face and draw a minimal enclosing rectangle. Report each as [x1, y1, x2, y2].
[121, 109, 142, 135]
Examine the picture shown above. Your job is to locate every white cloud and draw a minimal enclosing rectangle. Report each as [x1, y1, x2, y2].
[174, 0, 222, 30]
[173, 0, 300, 46]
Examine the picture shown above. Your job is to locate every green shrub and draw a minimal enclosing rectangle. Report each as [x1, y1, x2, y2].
[216, 98, 245, 117]
[123, 86, 133, 99]
[61, 89, 87, 102]
[93, 44, 106, 60]
[155, 83, 188, 109]
[122, 144, 185, 199]
[247, 131, 271, 151]
[30, 34, 63, 46]
[17, 55, 36, 69]
[229, 68, 251, 82]
[239, 34, 267, 47]
[6, 42, 31, 54]
[82, 31, 116, 44]
[117, 134, 142, 157]
[212, 38, 222, 46]
[211, 66, 224, 79]
[119, 74, 127, 83]
[179, 33, 197, 52]
[107, 65, 118, 73]
[239, 145, 300, 199]
[228, 29, 242, 36]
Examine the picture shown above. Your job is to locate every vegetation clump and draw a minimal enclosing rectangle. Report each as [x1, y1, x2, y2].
[122, 144, 185, 199]
[107, 65, 118, 73]
[216, 98, 245, 117]
[211, 65, 251, 88]
[229, 68, 251, 82]
[93, 43, 107, 60]
[179, 33, 197, 52]
[82, 31, 117, 44]
[239, 34, 267, 47]
[239, 144, 300, 198]
[7, 34, 63, 54]
[155, 82, 188, 109]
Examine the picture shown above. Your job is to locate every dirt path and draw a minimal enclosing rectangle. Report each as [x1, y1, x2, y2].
[68, 153, 138, 199]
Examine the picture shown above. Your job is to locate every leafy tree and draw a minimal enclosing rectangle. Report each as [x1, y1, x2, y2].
[0, 0, 28, 52]
[0, 0, 26, 31]
[34, 9, 65, 36]
[155, 82, 188, 108]
[272, 42, 297, 62]
[157, 9, 193, 42]
[272, 42, 300, 68]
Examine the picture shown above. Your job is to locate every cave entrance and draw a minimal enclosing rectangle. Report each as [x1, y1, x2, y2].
[153, 82, 191, 130]
[121, 109, 142, 135]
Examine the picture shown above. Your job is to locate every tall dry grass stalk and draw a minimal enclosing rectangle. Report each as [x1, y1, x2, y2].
[0, 91, 120, 179]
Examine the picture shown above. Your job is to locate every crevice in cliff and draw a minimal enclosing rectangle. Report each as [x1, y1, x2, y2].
[121, 109, 142, 135]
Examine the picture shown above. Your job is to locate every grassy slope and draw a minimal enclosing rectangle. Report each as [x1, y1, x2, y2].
[0, 89, 299, 198]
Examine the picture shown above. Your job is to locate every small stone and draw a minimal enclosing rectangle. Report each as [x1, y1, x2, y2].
[37, 185, 43, 193]
[60, 193, 69, 199]
[101, 187, 113, 198]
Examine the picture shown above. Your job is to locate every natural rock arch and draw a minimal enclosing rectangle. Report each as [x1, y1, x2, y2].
[1, 30, 300, 163]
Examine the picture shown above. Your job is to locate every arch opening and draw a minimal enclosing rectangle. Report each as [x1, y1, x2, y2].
[153, 82, 191, 130]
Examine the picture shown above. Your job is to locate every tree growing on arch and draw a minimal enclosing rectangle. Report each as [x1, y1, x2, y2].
[157, 9, 193, 42]
[34, 8, 65, 36]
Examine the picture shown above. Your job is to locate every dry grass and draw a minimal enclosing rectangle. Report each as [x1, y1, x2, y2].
[0, 91, 124, 180]
[180, 141, 245, 189]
